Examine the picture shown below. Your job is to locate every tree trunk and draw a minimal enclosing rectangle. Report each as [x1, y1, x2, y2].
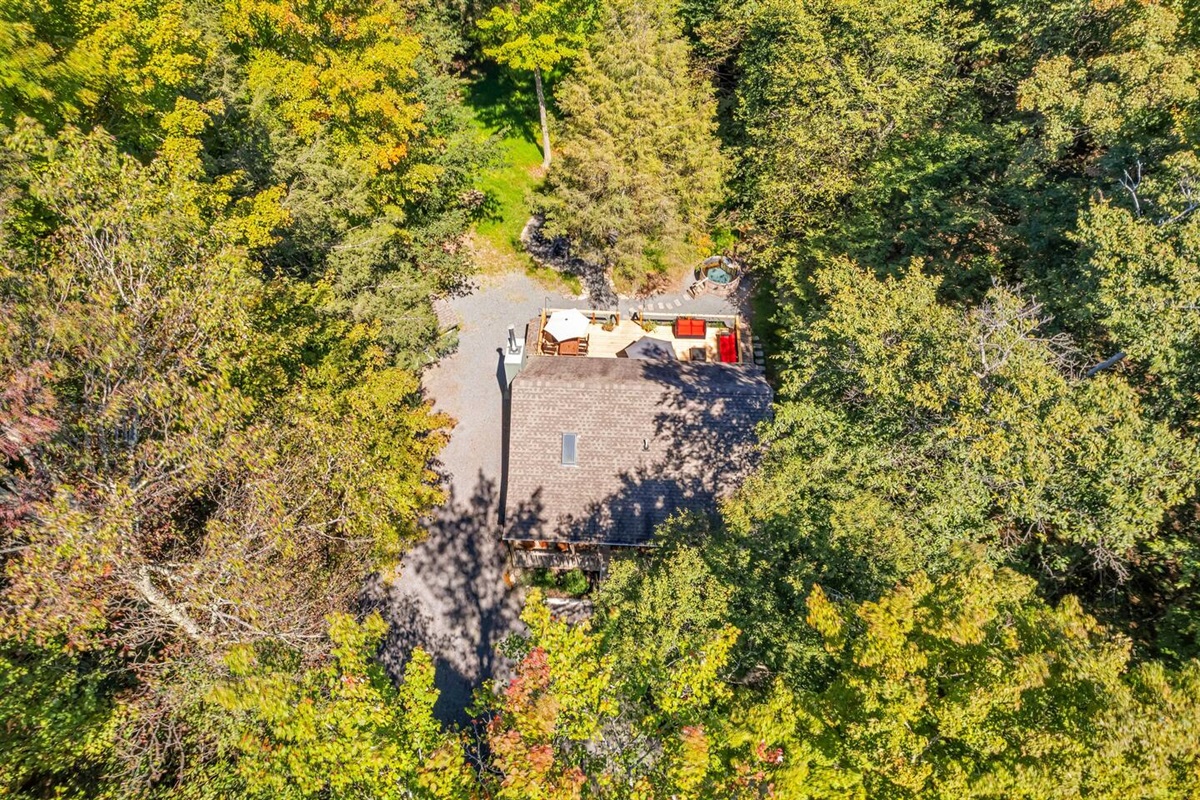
[1086, 351, 1126, 377]
[130, 565, 207, 643]
[534, 66, 552, 169]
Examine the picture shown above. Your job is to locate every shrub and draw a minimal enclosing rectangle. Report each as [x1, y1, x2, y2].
[560, 569, 590, 597]
[527, 568, 556, 589]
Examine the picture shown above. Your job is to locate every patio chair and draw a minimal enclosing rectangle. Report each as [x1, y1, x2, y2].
[577, 335, 590, 355]
[540, 337, 558, 355]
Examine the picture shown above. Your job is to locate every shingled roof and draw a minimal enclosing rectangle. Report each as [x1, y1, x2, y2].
[502, 352, 773, 546]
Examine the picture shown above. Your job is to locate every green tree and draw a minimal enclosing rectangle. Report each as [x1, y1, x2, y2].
[709, 260, 1197, 677]
[0, 114, 449, 789]
[1071, 187, 1200, 660]
[477, 0, 596, 168]
[208, 614, 471, 799]
[756, 556, 1200, 797]
[0, 0, 206, 153]
[539, 548, 1200, 798]
[0, 15, 56, 125]
[790, 261, 1193, 572]
[219, 0, 487, 362]
[480, 581, 744, 798]
[479, 591, 618, 799]
[0, 0, 487, 364]
[1075, 193, 1200, 423]
[0, 643, 119, 797]
[485, 553, 1200, 797]
[702, 0, 1197, 325]
[597, 539, 735, 721]
[706, 0, 967, 289]
[221, 0, 427, 181]
[695, 0, 1200, 666]
[538, 0, 727, 288]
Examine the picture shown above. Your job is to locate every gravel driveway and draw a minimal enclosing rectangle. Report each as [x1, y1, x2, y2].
[369, 269, 744, 723]
[368, 272, 576, 723]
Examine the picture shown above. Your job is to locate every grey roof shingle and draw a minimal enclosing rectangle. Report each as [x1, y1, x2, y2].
[503, 351, 773, 546]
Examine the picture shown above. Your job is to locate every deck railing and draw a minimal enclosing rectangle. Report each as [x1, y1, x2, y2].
[538, 307, 755, 365]
[510, 547, 607, 572]
[538, 307, 621, 351]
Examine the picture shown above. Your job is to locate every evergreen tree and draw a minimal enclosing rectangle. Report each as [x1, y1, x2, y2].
[539, 0, 727, 289]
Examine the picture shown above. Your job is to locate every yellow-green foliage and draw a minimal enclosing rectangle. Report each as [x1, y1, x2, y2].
[758, 558, 1200, 797]
[477, 0, 593, 73]
[483, 552, 1200, 798]
[539, 0, 727, 285]
[211, 614, 471, 799]
[223, 0, 427, 179]
[0, 0, 206, 151]
[0, 643, 118, 797]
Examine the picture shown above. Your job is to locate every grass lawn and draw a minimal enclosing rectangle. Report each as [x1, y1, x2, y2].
[465, 65, 582, 295]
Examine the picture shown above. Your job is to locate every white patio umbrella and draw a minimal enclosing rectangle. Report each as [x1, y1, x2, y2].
[543, 308, 590, 342]
[620, 337, 677, 361]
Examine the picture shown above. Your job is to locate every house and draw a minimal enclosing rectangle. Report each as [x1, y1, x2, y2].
[500, 309, 773, 571]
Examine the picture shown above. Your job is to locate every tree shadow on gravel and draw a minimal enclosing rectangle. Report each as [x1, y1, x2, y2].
[522, 215, 618, 307]
[362, 471, 525, 726]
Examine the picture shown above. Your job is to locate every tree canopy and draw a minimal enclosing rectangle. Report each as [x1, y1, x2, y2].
[477, 0, 596, 167]
[3, 0, 1200, 796]
[538, 0, 726, 289]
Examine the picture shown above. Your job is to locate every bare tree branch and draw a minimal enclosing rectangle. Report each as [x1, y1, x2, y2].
[128, 565, 208, 644]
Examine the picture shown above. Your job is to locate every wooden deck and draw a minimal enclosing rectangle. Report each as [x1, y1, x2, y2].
[534, 307, 756, 364]
[545, 319, 728, 362]
[510, 547, 608, 572]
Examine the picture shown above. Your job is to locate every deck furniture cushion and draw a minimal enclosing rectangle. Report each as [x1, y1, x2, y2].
[717, 331, 738, 363]
[673, 317, 707, 338]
